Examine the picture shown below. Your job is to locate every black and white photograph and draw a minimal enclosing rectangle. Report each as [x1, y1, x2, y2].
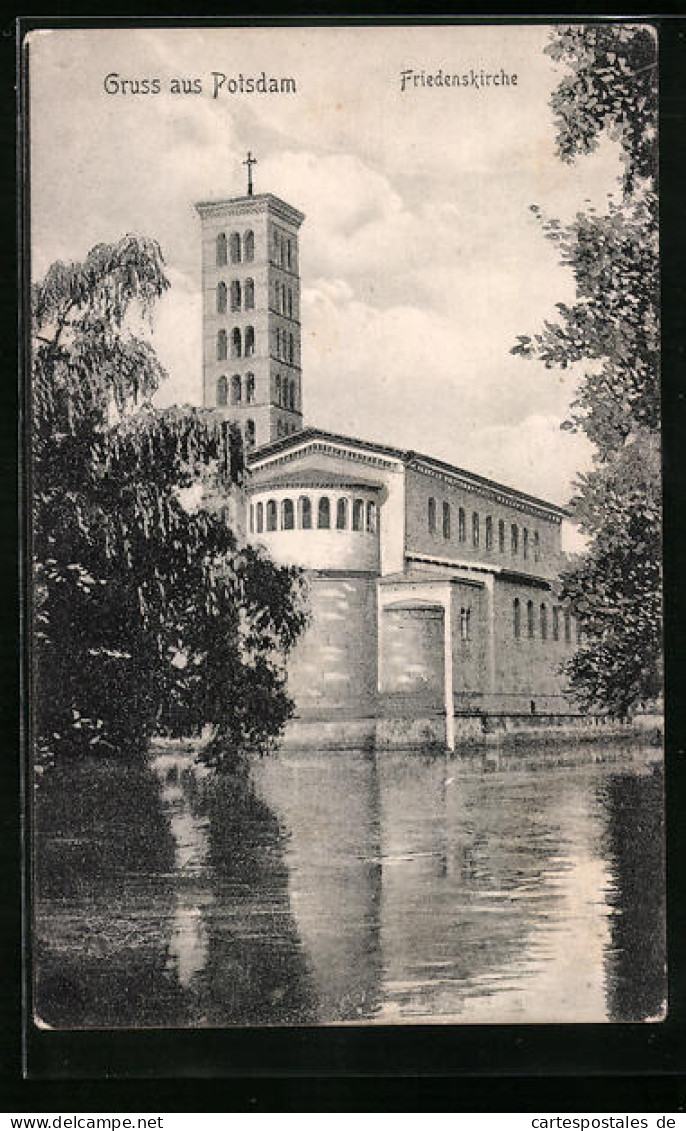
[26, 22, 665, 1033]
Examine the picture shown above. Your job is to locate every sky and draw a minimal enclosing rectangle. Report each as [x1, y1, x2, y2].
[29, 25, 625, 525]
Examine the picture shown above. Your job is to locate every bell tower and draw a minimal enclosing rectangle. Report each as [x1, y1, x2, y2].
[196, 155, 305, 450]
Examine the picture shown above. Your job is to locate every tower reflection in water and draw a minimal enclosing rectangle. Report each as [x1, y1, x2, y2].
[34, 743, 665, 1027]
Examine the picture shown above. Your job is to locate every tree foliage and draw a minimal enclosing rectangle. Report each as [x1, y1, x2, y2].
[32, 236, 307, 770]
[545, 23, 657, 194]
[512, 24, 661, 716]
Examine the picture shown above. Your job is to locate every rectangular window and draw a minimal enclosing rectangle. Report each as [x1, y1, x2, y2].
[442, 501, 451, 539]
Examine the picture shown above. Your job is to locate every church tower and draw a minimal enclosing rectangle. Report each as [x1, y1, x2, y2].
[195, 154, 305, 450]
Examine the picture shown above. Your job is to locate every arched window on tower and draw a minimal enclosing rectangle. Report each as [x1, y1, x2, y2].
[231, 375, 241, 404]
[288, 288, 293, 318]
[274, 328, 280, 358]
[318, 497, 331, 529]
[216, 375, 228, 406]
[246, 373, 255, 404]
[230, 232, 241, 264]
[336, 498, 348, 530]
[299, 496, 312, 529]
[428, 497, 437, 534]
[281, 498, 294, 530]
[513, 598, 521, 639]
[458, 507, 466, 542]
[230, 279, 241, 312]
[352, 499, 364, 532]
[245, 419, 255, 449]
[217, 329, 227, 361]
[280, 237, 286, 267]
[287, 240, 292, 269]
[244, 278, 254, 310]
[273, 230, 280, 263]
[216, 233, 227, 266]
[266, 500, 277, 531]
[231, 328, 242, 359]
[527, 599, 535, 638]
[366, 501, 377, 533]
[472, 512, 480, 547]
[499, 519, 505, 553]
[534, 531, 541, 562]
[540, 603, 548, 640]
[442, 501, 451, 539]
[217, 281, 227, 314]
[289, 381, 295, 411]
[275, 375, 281, 405]
[289, 333, 294, 363]
[523, 528, 529, 560]
[245, 326, 255, 358]
[244, 230, 254, 262]
[256, 502, 263, 533]
[277, 420, 283, 438]
[511, 524, 519, 555]
[485, 516, 493, 550]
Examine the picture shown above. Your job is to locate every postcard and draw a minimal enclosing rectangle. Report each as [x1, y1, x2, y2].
[25, 22, 665, 1035]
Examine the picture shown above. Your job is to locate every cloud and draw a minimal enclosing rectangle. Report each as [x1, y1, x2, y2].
[462, 413, 594, 504]
[29, 25, 623, 508]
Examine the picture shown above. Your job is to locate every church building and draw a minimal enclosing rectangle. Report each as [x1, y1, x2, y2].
[196, 168, 581, 748]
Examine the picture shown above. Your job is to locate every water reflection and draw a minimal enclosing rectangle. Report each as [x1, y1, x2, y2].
[602, 765, 666, 1021]
[34, 759, 189, 1027]
[34, 742, 665, 1027]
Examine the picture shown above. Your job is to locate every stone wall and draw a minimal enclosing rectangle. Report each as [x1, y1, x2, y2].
[404, 465, 563, 581]
[379, 606, 444, 705]
[287, 572, 378, 714]
[450, 581, 487, 698]
[489, 576, 577, 713]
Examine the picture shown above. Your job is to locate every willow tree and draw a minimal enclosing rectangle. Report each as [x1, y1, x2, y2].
[512, 24, 661, 716]
[32, 236, 307, 770]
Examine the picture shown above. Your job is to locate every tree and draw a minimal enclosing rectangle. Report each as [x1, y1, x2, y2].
[32, 236, 307, 770]
[512, 24, 660, 716]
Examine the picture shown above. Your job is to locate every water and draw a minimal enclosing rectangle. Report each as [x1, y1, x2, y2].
[33, 742, 666, 1027]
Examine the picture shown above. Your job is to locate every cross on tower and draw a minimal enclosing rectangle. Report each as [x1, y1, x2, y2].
[243, 150, 257, 196]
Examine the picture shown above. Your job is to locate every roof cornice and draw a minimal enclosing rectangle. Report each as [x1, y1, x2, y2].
[195, 193, 305, 228]
[248, 427, 569, 521]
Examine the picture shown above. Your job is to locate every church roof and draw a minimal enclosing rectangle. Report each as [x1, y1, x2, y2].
[379, 569, 476, 586]
[248, 426, 570, 520]
[247, 468, 383, 492]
